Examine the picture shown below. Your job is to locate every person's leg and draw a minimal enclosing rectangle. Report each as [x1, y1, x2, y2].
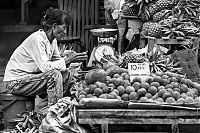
[5, 69, 63, 106]
[62, 70, 75, 97]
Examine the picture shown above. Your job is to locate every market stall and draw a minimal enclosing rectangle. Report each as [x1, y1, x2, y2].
[75, 0, 200, 132]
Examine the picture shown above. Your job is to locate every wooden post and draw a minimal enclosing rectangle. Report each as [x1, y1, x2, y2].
[58, 0, 64, 10]
[139, 38, 146, 48]
[20, 0, 32, 25]
[101, 124, 108, 133]
[20, 0, 27, 24]
[171, 123, 179, 133]
[147, 38, 156, 52]
[118, 14, 127, 54]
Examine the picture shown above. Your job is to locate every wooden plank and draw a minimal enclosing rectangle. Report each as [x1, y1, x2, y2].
[77, 0, 81, 37]
[148, 38, 196, 45]
[95, 0, 99, 25]
[81, 0, 85, 42]
[110, 132, 170, 133]
[81, 0, 86, 52]
[85, 0, 89, 30]
[99, 0, 105, 25]
[90, 0, 95, 25]
[88, 0, 95, 54]
[147, 37, 200, 52]
[68, 0, 72, 36]
[64, 0, 68, 11]
[58, 0, 64, 10]
[84, 0, 89, 52]
[72, 0, 77, 37]
[20, 0, 26, 24]
[121, 15, 140, 19]
[148, 38, 194, 52]
[78, 109, 200, 117]
[140, 38, 146, 48]
[63, 0, 67, 37]
[78, 109, 200, 127]
[79, 117, 200, 125]
[118, 14, 127, 54]
[101, 124, 108, 133]
[88, 34, 94, 54]
[63, 0, 68, 36]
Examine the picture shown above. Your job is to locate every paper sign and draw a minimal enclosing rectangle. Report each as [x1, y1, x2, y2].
[128, 62, 150, 76]
[126, 29, 140, 41]
[158, 45, 169, 54]
[126, 29, 134, 41]
[98, 36, 117, 44]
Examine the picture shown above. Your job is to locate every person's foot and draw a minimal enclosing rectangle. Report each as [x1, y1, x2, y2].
[35, 95, 48, 111]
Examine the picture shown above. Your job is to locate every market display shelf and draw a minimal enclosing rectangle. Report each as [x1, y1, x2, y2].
[128, 102, 200, 110]
[143, 37, 200, 53]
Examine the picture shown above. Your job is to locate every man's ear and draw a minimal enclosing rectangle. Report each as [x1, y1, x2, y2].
[52, 23, 57, 30]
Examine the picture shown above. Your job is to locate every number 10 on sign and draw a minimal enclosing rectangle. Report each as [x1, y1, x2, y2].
[128, 63, 150, 75]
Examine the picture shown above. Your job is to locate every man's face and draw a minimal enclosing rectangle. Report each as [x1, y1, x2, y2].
[53, 24, 67, 39]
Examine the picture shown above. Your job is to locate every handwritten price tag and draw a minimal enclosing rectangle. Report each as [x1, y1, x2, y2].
[128, 62, 150, 76]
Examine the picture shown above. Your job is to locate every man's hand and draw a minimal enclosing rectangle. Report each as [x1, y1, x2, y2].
[64, 52, 88, 64]
[59, 45, 76, 57]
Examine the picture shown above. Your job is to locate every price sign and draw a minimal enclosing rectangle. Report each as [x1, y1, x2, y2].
[128, 62, 150, 76]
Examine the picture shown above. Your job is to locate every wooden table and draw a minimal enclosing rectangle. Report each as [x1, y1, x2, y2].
[77, 109, 200, 133]
[146, 37, 200, 54]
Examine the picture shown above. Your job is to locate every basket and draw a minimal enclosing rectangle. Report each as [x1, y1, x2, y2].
[1, 94, 35, 129]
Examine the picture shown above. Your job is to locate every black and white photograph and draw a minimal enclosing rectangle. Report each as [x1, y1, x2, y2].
[0, 0, 200, 132]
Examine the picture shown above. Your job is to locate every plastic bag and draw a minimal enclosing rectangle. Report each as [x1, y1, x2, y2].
[104, 0, 125, 21]
[39, 97, 88, 133]
[104, 0, 123, 11]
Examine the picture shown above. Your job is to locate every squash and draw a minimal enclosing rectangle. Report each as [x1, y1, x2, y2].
[106, 65, 128, 77]
[85, 69, 107, 84]
[102, 62, 115, 70]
